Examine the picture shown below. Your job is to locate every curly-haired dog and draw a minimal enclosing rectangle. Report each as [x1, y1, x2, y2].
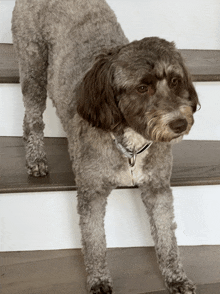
[12, 0, 199, 293]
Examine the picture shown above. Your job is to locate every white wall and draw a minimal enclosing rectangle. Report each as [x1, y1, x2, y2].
[0, 1, 15, 43]
[1, 0, 220, 49]
[109, 0, 220, 50]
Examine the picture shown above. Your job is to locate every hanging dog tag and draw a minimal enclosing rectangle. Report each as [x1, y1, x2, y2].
[128, 150, 136, 167]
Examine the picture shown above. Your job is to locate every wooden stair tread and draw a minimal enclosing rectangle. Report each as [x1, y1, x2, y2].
[0, 44, 220, 83]
[0, 44, 19, 83]
[180, 49, 220, 81]
[1, 246, 220, 293]
[1, 137, 220, 194]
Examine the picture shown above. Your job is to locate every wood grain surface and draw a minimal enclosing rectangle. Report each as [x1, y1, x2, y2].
[1, 246, 220, 293]
[0, 44, 220, 83]
[180, 49, 220, 82]
[1, 137, 220, 193]
[0, 44, 19, 83]
[0, 137, 75, 193]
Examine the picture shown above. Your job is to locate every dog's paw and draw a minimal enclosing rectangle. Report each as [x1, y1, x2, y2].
[166, 278, 196, 294]
[90, 282, 112, 294]
[27, 161, 49, 177]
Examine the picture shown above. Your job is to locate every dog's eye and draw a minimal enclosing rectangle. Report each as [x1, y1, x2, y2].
[170, 77, 179, 87]
[137, 85, 149, 93]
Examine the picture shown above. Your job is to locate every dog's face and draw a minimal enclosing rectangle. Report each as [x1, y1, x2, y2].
[76, 37, 199, 142]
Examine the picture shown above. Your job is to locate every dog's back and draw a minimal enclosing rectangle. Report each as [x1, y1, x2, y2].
[12, 0, 128, 127]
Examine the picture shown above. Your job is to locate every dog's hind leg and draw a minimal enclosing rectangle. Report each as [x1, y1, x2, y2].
[141, 186, 196, 294]
[17, 41, 48, 177]
[77, 187, 113, 294]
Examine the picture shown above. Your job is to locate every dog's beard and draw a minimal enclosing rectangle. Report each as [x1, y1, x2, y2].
[146, 105, 194, 142]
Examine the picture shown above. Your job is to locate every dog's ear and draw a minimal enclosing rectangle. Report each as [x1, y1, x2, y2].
[76, 51, 123, 130]
[186, 71, 200, 112]
[181, 61, 200, 112]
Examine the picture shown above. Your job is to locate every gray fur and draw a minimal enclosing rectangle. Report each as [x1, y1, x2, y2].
[12, 0, 199, 293]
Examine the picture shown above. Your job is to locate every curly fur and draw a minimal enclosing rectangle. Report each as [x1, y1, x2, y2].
[12, 0, 199, 293]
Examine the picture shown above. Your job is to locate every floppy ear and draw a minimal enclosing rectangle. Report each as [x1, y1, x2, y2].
[76, 52, 123, 131]
[180, 60, 200, 113]
[188, 79, 200, 112]
[185, 70, 200, 112]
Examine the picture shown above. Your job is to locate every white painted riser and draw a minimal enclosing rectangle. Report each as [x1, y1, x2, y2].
[1, 186, 220, 252]
[1, 82, 220, 140]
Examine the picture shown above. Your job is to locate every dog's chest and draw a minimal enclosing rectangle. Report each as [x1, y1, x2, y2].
[116, 151, 150, 187]
[111, 128, 153, 186]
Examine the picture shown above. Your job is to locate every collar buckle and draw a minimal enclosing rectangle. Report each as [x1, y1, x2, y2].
[128, 149, 137, 167]
[111, 133, 152, 168]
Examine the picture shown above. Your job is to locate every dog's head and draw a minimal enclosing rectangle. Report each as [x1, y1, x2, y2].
[76, 37, 199, 142]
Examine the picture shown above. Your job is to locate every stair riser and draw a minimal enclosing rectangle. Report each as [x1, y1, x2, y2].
[0, 185, 220, 251]
[1, 82, 220, 140]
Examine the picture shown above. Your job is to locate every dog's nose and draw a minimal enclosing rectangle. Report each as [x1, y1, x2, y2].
[169, 118, 188, 134]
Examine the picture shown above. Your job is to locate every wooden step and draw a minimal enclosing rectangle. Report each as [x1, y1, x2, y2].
[1, 137, 220, 194]
[1, 246, 220, 293]
[0, 44, 19, 83]
[0, 44, 220, 83]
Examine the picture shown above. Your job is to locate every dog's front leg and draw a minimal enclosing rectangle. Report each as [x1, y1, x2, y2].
[141, 185, 196, 294]
[77, 188, 113, 294]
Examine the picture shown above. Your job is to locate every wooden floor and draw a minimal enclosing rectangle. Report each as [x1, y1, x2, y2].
[1, 137, 220, 193]
[1, 246, 220, 293]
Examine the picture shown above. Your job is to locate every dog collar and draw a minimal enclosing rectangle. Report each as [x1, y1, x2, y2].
[110, 133, 152, 167]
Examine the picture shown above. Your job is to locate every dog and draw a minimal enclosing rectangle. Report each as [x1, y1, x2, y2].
[12, 0, 199, 293]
